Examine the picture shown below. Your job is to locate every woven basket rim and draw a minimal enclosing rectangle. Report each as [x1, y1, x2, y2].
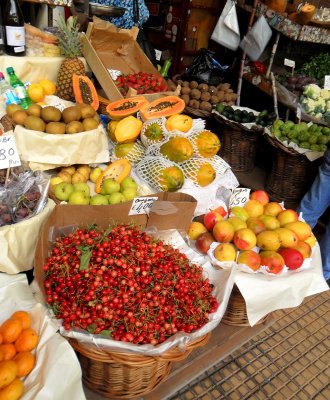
[69, 332, 211, 364]
[184, 106, 212, 118]
[213, 112, 263, 134]
[264, 133, 307, 157]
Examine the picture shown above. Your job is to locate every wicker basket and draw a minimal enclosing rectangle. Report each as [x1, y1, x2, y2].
[69, 333, 211, 399]
[184, 106, 212, 119]
[222, 285, 268, 327]
[265, 135, 322, 209]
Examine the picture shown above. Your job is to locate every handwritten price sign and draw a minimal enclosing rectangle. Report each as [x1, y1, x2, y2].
[0, 135, 21, 169]
[229, 188, 251, 208]
[129, 197, 158, 215]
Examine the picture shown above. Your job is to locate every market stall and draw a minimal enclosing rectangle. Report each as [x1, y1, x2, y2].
[0, 3, 329, 399]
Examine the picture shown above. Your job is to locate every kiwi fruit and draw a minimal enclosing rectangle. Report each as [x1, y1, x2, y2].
[41, 106, 61, 122]
[79, 104, 96, 119]
[82, 118, 99, 131]
[24, 115, 46, 132]
[66, 121, 84, 134]
[6, 104, 23, 117]
[46, 122, 66, 134]
[27, 104, 42, 117]
[62, 106, 82, 124]
[12, 109, 28, 126]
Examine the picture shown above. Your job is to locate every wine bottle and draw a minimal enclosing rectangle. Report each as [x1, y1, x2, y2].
[3, 0, 26, 57]
[0, 6, 5, 55]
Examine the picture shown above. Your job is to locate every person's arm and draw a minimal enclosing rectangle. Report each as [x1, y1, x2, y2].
[70, 0, 89, 31]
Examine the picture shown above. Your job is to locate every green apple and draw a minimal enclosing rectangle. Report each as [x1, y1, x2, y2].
[121, 187, 137, 201]
[102, 178, 120, 195]
[54, 182, 74, 201]
[90, 194, 108, 205]
[89, 167, 103, 183]
[108, 192, 126, 205]
[73, 182, 90, 197]
[68, 191, 90, 205]
[120, 176, 138, 191]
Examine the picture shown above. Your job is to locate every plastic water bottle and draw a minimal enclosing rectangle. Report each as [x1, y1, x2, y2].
[6, 67, 31, 109]
[0, 71, 20, 106]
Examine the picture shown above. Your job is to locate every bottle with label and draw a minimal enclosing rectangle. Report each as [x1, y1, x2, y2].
[0, 72, 20, 106]
[6, 67, 31, 109]
[3, 0, 26, 57]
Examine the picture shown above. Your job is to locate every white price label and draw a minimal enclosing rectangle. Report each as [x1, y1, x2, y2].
[0, 135, 21, 169]
[129, 197, 158, 215]
[284, 58, 295, 68]
[229, 188, 251, 208]
[155, 49, 162, 61]
[296, 106, 302, 120]
[324, 75, 330, 90]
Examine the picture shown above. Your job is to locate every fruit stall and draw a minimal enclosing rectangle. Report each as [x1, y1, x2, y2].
[0, 4, 329, 400]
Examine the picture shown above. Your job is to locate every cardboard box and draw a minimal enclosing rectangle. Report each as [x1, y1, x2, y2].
[82, 17, 176, 102]
[34, 192, 197, 291]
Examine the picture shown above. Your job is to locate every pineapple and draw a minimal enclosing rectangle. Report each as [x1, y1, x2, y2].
[56, 16, 85, 101]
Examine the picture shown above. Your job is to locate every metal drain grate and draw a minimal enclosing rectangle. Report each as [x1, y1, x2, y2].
[170, 290, 330, 400]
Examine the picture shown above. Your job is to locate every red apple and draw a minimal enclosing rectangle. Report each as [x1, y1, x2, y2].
[195, 232, 215, 254]
[250, 190, 269, 205]
[278, 248, 304, 270]
[211, 205, 228, 218]
[203, 211, 223, 231]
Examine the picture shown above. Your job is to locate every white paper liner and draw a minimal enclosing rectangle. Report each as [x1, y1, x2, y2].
[264, 127, 324, 161]
[235, 243, 329, 326]
[39, 229, 236, 356]
[0, 274, 86, 400]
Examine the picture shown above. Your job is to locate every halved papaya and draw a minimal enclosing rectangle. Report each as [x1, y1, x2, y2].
[106, 96, 148, 120]
[95, 159, 131, 193]
[72, 74, 99, 111]
[140, 96, 185, 121]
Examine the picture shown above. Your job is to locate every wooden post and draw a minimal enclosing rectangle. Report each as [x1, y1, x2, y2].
[266, 32, 280, 79]
[236, 0, 259, 106]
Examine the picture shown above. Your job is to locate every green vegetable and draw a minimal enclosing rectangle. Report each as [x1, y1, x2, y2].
[300, 53, 330, 82]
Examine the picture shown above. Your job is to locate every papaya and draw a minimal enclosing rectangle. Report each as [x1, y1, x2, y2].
[106, 96, 148, 120]
[140, 96, 185, 121]
[181, 159, 216, 187]
[107, 120, 119, 141]
[160, 137, 194, 163]
[114, 141, 145, 164]
[166, 114, 193, 133]
[196, 131, 221, 158]
[72, 74, 99, 111]
[158, 166, 185, 192]
[112, 116, 142, 143]
[95, 159, 131, 193]
[143, 122, 165, 142]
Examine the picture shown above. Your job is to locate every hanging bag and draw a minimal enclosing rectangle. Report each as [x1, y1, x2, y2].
[211, 0, 240, 51]
[239, 15, 273, 61]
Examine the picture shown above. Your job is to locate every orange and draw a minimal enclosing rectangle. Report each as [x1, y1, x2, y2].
[0, 378, 24, 400]
[13, 352, 35, 377]
[0, 344, 16, 361]
[0, 320, 22, 344]
[0, 334, 2, 345]
[10, 312, 31, 330]
[0, 350, 3, 363]
[0, 360, 18, 390]
[14, 329, 38, 353]
[27, 83, 45, 103]
[38, 79, 56, 96]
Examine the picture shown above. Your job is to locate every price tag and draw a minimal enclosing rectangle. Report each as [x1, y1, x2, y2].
[229, 188, 251, 208]
[296, 105, 302, 122]
[0, 135, 21, 169]
[129, 197, 158, 215]
[155, 49, 162, 61]
[284, 58, 295, 68]
[324, 75, 330, 90]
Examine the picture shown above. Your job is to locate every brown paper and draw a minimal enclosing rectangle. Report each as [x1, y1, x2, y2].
[34, 193, 197, 292]
[0, 199, 56, 274]
[13, 125, 110, 169]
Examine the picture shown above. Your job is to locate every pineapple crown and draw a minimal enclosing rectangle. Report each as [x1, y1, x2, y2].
[57, 16, 82, 58]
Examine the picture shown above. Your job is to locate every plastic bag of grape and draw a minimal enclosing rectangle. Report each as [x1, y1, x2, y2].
[0, 167, 55, 273]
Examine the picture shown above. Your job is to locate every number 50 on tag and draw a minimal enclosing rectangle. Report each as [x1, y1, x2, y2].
[0, 135, 21, 169]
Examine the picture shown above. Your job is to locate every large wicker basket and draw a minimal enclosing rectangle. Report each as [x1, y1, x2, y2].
[222, 285, 268, 326]
[265, 135, 322, 209]
[69, 333, 211, 399]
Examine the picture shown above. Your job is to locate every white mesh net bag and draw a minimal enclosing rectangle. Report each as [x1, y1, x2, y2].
[135, 156, 185, 192]
[145, 135, 196, 163]
[110, 140, 146, 165]
[189, 129, 222, 158]
[140, 117, 169, 148]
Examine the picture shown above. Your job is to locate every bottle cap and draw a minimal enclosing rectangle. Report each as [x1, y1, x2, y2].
[6, 67, 14, 74]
